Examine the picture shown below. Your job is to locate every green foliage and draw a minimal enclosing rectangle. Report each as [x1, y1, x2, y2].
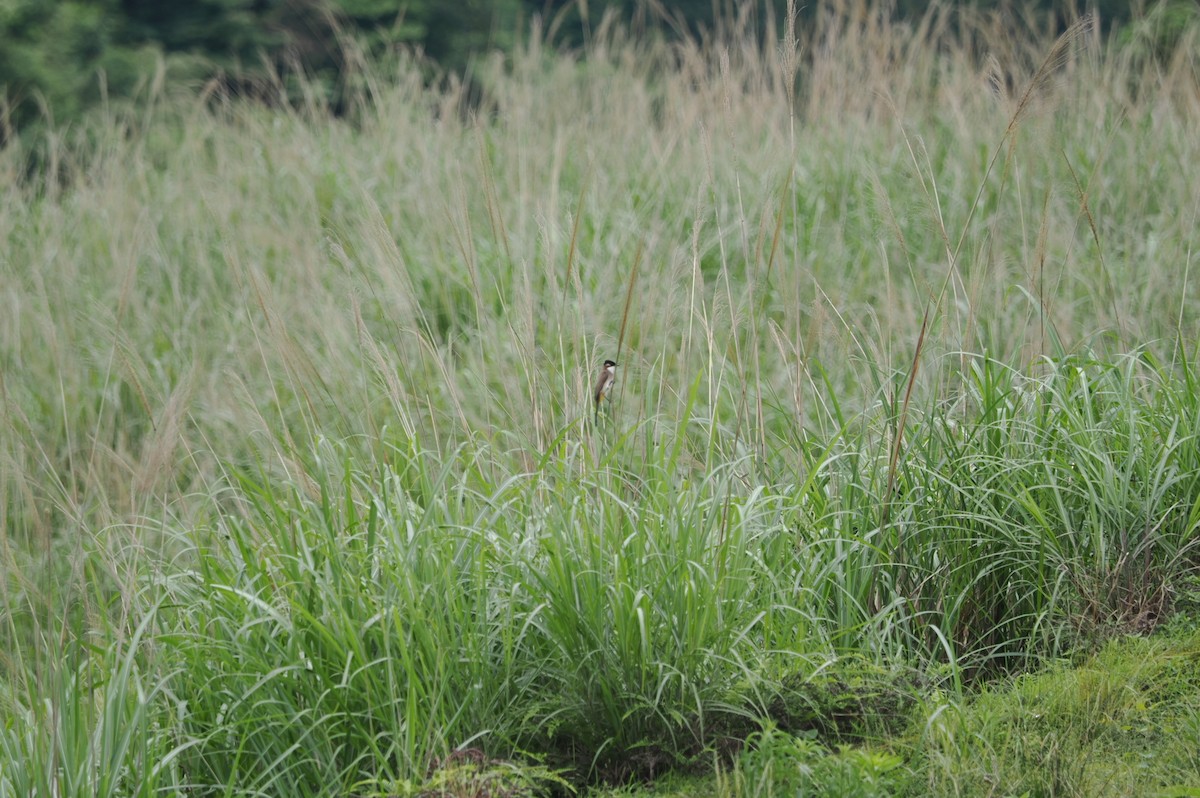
[1116, 0, 1200, 66]
[912, 625, 1200, 797]
[734, 723, 904, 798]
[0, 0, 157, 130]
[768, 658, 928, 743]
[372, 748, 573, 797]
[153, 434, 799, 788]
[0, 0, 524, 135]
[0, 609, 183, 798]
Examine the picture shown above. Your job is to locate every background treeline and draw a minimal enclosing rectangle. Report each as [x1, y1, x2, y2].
[0, 0, 1195, 134]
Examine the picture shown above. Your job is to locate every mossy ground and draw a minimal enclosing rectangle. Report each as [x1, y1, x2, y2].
[591, 610, 1200, 797]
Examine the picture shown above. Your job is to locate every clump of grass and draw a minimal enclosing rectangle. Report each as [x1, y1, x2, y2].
[152, 432, 810, 789]
[0, 608, 184, 798]
[771, 349, 1200, 678]
[729, 722, 904, 798]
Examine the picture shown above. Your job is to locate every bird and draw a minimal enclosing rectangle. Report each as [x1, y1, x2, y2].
[592, 359, 617, 422]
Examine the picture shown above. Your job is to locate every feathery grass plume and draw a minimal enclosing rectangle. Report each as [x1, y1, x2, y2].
[954, 13, 1096, 281]
[561, 166, 590, 307]
[1062, 146, 1125, 342]
[779, 0, 801, 135]
[615, 241, 641, 375]
[587, 243, 639, 436]
[883, 12, 1096, 538]
[1005, 14, 1095, 138]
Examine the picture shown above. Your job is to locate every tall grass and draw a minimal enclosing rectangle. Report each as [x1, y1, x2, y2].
[2, 1, 1199, 793]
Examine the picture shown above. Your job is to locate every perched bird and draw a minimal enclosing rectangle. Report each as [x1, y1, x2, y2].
[592, 359, 617, 421]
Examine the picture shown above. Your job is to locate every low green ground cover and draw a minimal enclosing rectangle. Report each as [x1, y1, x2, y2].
[598, 611, 1200, 797]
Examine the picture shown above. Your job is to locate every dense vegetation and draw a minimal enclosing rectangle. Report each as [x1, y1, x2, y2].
[2, 1, 1199, 795]
[0, 0, 1192, 134]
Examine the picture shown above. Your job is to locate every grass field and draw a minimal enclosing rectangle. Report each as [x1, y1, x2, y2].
[2, 2, 1199, 795]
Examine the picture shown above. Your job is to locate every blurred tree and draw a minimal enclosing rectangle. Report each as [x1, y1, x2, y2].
[0, 0, 156, 131]
[1115, 0, 1200, 66]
